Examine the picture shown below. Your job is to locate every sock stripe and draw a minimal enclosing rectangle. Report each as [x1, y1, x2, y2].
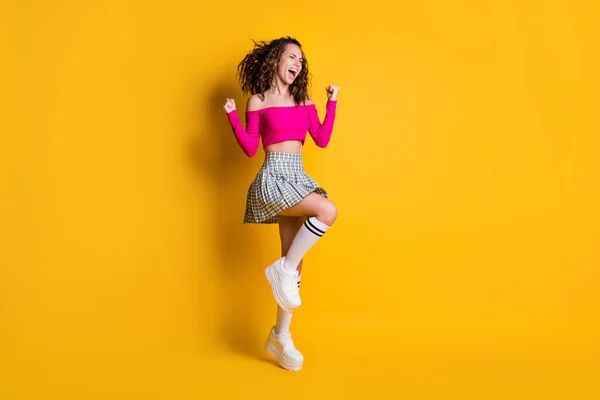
[304, 220, 323, 237]
[305, 218, 326, 236]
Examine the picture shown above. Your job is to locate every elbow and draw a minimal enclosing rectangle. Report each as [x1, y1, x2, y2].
[316, 137, 331, 148]
[243, 145, 259, 158]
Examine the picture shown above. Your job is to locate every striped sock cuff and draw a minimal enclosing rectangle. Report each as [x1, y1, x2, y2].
[304, 216, 330, 237]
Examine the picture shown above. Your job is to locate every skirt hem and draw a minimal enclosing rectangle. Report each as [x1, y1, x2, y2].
[243, 187, 328, 225]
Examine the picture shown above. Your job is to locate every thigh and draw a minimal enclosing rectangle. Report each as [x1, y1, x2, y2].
[278, 192, 333, 218]
[277, 215, 305, 255]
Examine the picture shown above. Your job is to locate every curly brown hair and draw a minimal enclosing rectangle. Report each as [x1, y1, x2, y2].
[236, 36, 311, 106]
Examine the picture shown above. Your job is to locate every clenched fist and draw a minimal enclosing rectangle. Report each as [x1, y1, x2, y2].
[326, 85, 340, 101]
[222, 98, 236, 113]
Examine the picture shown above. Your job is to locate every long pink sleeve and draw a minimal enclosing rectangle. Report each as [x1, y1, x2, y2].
[226, 109, 260, 157]
[307, 100, 337, 148]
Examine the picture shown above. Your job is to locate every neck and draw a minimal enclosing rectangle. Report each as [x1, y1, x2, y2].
[269, 77, 290, 97]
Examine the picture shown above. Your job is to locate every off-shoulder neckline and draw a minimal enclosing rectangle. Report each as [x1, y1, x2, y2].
[246, 103, 316, 113]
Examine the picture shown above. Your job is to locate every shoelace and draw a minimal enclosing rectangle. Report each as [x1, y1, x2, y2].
[285, 271, 299, 294]
[279, 332, 297, 352]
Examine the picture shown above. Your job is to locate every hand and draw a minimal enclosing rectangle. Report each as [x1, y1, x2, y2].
[222, 98, 236, 113]
[326, 85, 339, 100]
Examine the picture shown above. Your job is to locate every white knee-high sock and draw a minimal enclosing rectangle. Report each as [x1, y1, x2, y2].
[275, 306, 293, 334]
[283, 216, 330, 272]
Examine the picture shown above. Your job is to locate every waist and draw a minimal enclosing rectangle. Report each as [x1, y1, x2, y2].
[262, 132, 307, 148]
[264, 139, 303, 154]
[262, 152, 305, 173]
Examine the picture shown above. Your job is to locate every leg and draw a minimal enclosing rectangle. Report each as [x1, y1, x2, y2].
[278, 192, 338, 226]
[264, 193, 337, 312]
[275, 215, 304, 335]
[264, 215, 306, 371]
[278, 193, 337, 272]
[278, 215, 305, 274]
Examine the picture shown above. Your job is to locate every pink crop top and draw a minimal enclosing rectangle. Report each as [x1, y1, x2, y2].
[225, 99, 337, 157]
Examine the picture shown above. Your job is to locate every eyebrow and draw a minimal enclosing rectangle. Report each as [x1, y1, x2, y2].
[291, 54, 304, 60]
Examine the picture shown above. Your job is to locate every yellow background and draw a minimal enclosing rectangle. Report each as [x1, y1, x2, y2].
[2, 0, 599, 398]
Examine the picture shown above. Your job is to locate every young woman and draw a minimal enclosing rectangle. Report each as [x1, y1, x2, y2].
[222, 36, 339, 371]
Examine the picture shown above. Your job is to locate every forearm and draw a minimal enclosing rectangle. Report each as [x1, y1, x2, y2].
[310, 100, 337, 148]
[226, 110, 259, 157]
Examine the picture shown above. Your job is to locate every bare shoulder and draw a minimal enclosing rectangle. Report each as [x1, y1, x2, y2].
[304, 96, 315, 105]
[247, 94, 265, 111]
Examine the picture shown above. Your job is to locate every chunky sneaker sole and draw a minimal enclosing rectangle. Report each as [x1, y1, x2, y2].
[265, 257, 301, 313]
[265, 327, 303, 371]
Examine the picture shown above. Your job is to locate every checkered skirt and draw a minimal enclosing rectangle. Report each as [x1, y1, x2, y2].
[244, 152, 328, 224]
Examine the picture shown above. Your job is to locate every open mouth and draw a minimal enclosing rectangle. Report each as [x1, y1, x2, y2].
[288, 69, 298, 79]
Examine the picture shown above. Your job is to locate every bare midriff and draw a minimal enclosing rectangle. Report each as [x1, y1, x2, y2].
[264, 140, 304, 154]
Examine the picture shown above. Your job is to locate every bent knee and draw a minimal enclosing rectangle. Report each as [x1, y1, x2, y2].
[317, 200, 337, 226]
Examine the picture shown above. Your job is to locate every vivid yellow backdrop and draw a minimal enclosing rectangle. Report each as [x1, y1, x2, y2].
[1, 0, 599, 398]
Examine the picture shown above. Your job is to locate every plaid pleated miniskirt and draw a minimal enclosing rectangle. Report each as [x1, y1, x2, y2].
[244, 152, 328, 224]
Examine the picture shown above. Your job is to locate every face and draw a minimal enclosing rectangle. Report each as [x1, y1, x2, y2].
[276, 43, 304, 85]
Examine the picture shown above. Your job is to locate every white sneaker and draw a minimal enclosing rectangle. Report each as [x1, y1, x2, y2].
[265, 326, 304, 371]
[265, 257, 301, 313]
